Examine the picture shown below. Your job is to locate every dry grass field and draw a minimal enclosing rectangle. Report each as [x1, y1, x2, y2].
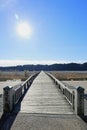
[50, 71, 87, 93]
[1, 71, 87, 81]
[50, 71, 87, 80]
[0, 71, 37, 94]
[0, 71, 35, 81]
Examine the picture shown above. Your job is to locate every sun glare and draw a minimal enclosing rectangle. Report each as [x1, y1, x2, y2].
[16, 22, 32, 38]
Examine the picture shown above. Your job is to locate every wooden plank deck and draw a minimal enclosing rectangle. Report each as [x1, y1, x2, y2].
[11, 71, 87, 130]
[20, 71, 74, 114]
[0, 71, 87, 130]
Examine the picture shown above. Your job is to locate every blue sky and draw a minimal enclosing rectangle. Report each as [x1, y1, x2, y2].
[0, 0, 87, 66]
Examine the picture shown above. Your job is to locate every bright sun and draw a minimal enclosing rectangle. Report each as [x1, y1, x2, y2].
[16, 22, 32, 38]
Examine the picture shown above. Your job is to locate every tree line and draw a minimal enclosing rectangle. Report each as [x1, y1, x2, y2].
[0, 62, 87, 71]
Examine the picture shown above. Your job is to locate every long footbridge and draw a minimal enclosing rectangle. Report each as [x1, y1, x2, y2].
[0, 71, 87, 130]
[20, 71, 74, 114]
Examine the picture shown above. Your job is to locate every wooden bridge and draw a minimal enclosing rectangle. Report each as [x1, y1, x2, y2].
[20, 71, 74, 114]
[0, 71, 87, 130]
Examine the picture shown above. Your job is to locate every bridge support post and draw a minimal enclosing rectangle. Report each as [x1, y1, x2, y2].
[28, 81, 30, 87]
[75, 86, 84, 116]
[24, 84, 26, 92]
[3, 86, 14, 112]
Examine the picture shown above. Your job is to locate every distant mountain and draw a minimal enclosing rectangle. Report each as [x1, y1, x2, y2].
[0, 63, 87, 71]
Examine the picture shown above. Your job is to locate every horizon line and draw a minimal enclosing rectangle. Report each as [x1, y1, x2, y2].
[0, 60, 86, 67]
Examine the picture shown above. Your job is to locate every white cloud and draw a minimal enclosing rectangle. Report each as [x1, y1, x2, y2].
[0, 60, 72, 67]
[0, 60, 84, 67]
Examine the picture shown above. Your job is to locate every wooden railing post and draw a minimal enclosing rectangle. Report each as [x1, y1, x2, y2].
[72, 91, 75, 110]
[75, 86, 84, 115]
[3, 86, 13, 112]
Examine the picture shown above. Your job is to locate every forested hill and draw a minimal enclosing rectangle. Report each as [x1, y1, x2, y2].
[0, 63, 87, 71]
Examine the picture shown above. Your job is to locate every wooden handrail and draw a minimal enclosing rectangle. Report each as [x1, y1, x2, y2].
[3, 72, 39, 112]
[46, 72, 84, 115]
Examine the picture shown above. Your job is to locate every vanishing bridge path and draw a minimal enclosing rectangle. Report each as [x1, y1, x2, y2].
[11, 71, 87, 130]
[20, 71, 74, 114]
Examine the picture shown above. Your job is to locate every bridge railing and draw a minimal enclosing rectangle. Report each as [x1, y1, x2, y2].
[0, 94, 3, 118]
[84, 94, 87, 116]
[46, 72, 84, 116]
[3, 72, 39, 113]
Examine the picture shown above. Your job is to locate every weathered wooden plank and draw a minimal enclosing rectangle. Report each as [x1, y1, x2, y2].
[20, 71, 74, 114]
[11, 71, 87, 130]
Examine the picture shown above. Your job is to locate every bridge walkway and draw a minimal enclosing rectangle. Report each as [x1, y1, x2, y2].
[11, 71, 87, 130]
[20, 71, 74, 114]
